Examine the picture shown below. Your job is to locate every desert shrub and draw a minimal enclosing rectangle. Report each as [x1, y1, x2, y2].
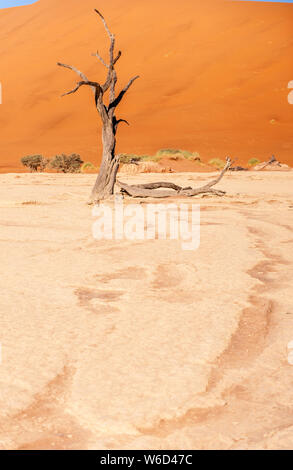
[21, 155, 49, 172]
[120, 154, 160, 164]
[81, 162, 97, 172]
[119, 154, 141, 164]
[156, 149, 200, 161]
[139, 155, 161, 162]
[50, 153, 84, 173]
[39, 158, 50, 172]
[185, 152, 201, 161]
[209, 158, 226, 169]
[156, 148, 183, 156]
[248, 158, 260, 167]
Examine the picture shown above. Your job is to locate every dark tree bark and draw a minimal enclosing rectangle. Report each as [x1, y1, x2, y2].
[58, 10, 232, 202]
[58, 9, 139, 203]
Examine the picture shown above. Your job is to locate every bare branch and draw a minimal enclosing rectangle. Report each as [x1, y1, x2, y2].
[61, 83, 84, 97]
[57, 62, 89, 81]
[113, 117, 130, 133]
[57, 62, 102, 99]
[113, 51, 122, 65]
[115, 118, 130, 126]
[92, 51, 109, 68]
[109, 75, 140, 109]
[109, 37, 115, 68]
[96, 50, 121, 95]
[94, 9, 113, 41]
[61, 80, 102, 98]
[102, 73, 113, 93]
[200, 157, 233, 190]
[93, 9, 118, 94]
[92, 49, 121, 71]
[94, 10, 115, 66]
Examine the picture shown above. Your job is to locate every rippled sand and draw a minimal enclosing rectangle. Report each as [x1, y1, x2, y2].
[0, 171, 292, 449]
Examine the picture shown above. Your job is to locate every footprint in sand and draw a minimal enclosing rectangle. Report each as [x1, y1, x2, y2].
[74, 287, 123, 314]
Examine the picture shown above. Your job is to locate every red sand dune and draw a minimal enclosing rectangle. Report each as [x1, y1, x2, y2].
[0, 0, 292, 171]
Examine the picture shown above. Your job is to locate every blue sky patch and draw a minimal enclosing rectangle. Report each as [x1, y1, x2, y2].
[0, 1, 39, 8]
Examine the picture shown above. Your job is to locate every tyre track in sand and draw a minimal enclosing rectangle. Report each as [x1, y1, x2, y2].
[125, 207, 293, 448]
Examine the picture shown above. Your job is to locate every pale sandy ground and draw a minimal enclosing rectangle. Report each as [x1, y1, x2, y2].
[0, 171, 292, 450]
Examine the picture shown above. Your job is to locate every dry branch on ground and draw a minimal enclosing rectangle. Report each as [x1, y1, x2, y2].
[117, 157, 232, 198]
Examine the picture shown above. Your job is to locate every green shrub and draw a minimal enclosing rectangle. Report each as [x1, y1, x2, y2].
[156, 149, 200, 161]
[156, 148, 183, 156]
[119, 154, 141, 164]
[248, 158, 260, 167]
[81, 162, 97, 172]
[21, 155, 49, 172]
[139, 155, 161, 162]
[119, 154, 160, 164]
[185, 152, 201, 161]
[50, 153, 84, 173]
[209, 158, 226, 169]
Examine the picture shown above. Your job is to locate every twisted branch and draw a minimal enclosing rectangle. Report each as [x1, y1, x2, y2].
[61, 80, 102, 97]
[57, 62, 100, 100]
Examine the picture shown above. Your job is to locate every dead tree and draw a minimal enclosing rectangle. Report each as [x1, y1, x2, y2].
[58, 10, 231, 202]
[58, 9, 139, 203]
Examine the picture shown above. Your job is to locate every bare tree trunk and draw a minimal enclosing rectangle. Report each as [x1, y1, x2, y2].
[88, 122, 119, 202]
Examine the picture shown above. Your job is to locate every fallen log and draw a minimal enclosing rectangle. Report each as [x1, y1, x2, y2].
[117, 157, 232, 198]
